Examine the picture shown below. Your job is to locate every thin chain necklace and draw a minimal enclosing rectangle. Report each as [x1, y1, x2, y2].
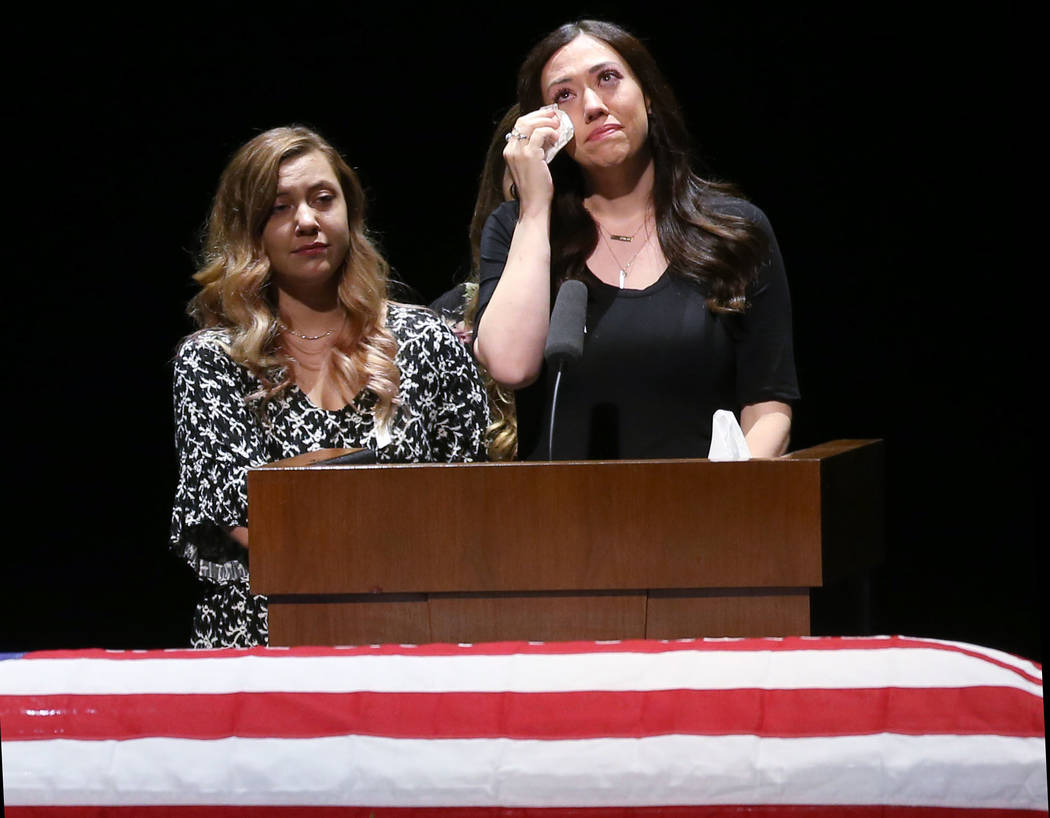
[281, 333, 331, 373]
[607, 215, 647, 243]
[598, 219, 653, 289]
[280, 323, 336, 341]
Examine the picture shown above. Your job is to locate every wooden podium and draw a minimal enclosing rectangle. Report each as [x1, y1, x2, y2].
[248, 440, 883, 646]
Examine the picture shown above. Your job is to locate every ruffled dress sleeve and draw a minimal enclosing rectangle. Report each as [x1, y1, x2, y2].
[389, 306, 489, 463]
[169, 330, 268, 583]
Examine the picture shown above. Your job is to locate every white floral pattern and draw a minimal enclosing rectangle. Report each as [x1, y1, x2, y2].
[170, 303, 488, 647]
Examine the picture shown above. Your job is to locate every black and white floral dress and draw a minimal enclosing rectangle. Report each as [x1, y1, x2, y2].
[170, 303, 489, 648]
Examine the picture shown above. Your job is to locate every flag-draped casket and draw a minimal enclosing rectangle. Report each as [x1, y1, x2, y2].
[1, 636, 1045, 816]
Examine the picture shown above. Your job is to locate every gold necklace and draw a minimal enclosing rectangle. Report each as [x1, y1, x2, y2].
[606, 215, 648, 243]
[598, 219, 653, 289]
[280, 323, 336, 341]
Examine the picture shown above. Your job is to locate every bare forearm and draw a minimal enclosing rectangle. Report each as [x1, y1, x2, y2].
[741, 401, 792, 458]
[475, 210, 553, 388]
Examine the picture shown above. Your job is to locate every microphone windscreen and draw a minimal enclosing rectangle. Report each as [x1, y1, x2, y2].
[544, 279, 588, 366]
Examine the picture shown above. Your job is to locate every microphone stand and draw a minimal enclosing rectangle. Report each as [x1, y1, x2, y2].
[542, 279, 588, 461]
[548, 364, 566, 461]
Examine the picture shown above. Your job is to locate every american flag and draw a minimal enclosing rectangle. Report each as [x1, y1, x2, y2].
[1, 636, 1044, 816]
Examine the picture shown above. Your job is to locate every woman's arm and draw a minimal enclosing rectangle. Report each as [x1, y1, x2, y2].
[388, 306, 490, 461]
[474, 211, 552, 387]
[172, 333, 264, 555]
[741, 400, 792, 458]
[730, 203, 800, 457]
[474, 108, 563, 389]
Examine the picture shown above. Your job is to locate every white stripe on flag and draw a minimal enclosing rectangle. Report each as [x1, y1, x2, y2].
[907, 636, 1043, 677]
[0, 647, 1042, 697]
[4, 733, 1046, 810]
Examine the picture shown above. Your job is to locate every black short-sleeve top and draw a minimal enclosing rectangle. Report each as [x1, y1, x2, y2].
[475, 198, 799, 460]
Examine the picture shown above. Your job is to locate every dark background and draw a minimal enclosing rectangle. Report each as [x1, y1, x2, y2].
[4, 6, 1039, 661]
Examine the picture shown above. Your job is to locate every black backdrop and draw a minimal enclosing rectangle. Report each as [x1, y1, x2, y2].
[4, 6, 1039, 661]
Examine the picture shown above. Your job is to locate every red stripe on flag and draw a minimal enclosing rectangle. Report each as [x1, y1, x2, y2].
[16, 636, 932, 660]
[3, 686, 1042, 742]
[898, 640, 1043, 686]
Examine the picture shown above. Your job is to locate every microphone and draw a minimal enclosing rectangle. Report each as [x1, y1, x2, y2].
[544, 280, 588, 459]
[544, 280, 587, 367]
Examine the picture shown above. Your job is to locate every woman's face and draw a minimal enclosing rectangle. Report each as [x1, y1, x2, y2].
[262, 151, 351, 292]
[540, 34, 650, 174]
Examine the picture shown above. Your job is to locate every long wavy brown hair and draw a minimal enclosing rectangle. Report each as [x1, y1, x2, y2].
[517, 20, 768, 311]
[189, 126, 400, 421]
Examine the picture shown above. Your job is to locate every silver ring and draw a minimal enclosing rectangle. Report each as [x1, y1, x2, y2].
[504, 129, 527, 142]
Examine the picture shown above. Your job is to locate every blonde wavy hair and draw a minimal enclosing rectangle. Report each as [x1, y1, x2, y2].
[189, 126, 400, 422]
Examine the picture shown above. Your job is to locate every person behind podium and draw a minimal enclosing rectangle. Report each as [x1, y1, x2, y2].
[171, 125, 489, 648]
[473, 20, 799, 460]
[430, 103, 521, 460]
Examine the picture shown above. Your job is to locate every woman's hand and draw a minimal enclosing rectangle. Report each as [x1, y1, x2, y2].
[477, 107, 571, 388]
[475, 109, 566, 388]
[502, 107, 563, 214]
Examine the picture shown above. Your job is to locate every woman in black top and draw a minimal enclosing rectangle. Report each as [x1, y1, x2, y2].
[474, 20, 799, 460]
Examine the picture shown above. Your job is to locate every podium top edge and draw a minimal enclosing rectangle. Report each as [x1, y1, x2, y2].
[250, 439, 883, 472]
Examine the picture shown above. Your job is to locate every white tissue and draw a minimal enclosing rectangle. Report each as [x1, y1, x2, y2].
[540, 104, 574, 163]
[707, 409, 751, 461]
